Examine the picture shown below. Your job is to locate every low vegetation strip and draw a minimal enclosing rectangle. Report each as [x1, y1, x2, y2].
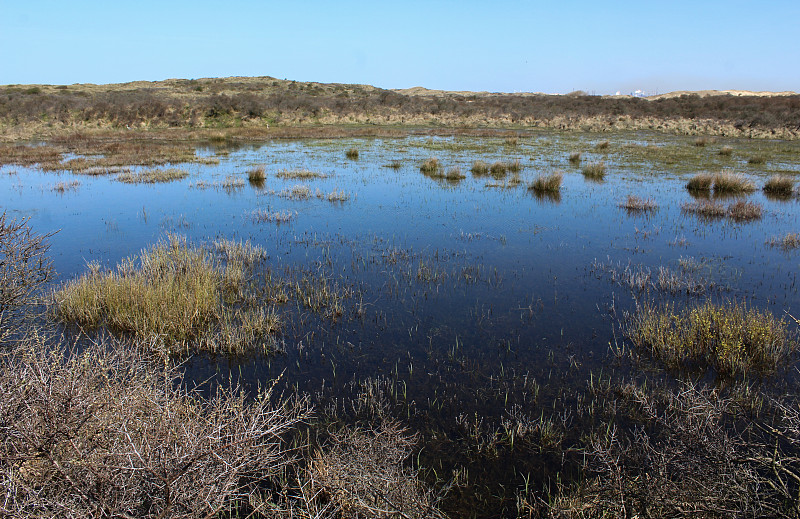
[53, 235, 280, 355]
[623, 300, 798, 377]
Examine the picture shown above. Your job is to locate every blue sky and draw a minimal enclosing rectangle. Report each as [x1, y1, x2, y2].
[2, 1, 798, 94]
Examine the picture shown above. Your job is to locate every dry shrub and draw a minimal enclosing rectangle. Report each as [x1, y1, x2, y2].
[305, 421, 446, 519]
[552, 384, 767, 518]
[0, 213, 54, 343]
[0, 332, 309, 518]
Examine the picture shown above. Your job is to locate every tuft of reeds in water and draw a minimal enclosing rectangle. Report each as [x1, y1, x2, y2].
[51, 180, 81, 192]
[504, 136, 518, 146]
[507, 159, 523, 173]
[384, 160, 403, 170]
[686, 171, 755, 195]
[529, 171, 563, 194]
[419, 158, 440, 174]
[277, 169, 326, 180]
[490, 161, 508, 178]
[53, 235, 282, 355]
[445, 166, 465, 181]
[719, 145, 733, 156]
[748, 154, 767, 165]
[568, 152, 582, 164]
[620, 195, 658, 214]
[470, 160, 489, 176]
[253, 209, 295, 223]
[767, 233, 800, 251]
[727, 200, 762, 222]
[595, 140, 610, 151]
[623, 299, 798, 377]
[763, 175, 795, 198]
[713, 171, 756, 194]
[247, 165, 266, 182]
[117, 168, 189, 184]
[686, 173, 715, 192]
[345, 147, 359, 159]
[582, 161, 606, 180]
[681, 200, 727, 220]
[694, 136, 708, 147]
[221, 175, 245, 191]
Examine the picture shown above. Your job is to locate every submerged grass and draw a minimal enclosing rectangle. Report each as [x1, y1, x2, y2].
[767, 233, 800, 251]
[620, 195, 658, 214]
[623, 300, 799, 377]
[277, 169, 327, 180]
[53, 235, 281, 355]
[117, 168, 189, 184]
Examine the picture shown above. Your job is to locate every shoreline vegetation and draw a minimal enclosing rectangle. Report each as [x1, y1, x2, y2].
[1, 76, 799, 142]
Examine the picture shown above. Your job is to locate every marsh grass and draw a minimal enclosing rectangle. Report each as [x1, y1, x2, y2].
[581, 161, 606, 180]
[767, 233, 800, 251]
[277, 169, 327, 180]
[595, 140, 610, 151]
[53, 235, 281, 355]
[489, 161, 508, 178]
[470, 160, 489, 176]
[247, 165, 266, 182]
[686, 171, 755, 195]
[345, 147, 359, 159]
[763, 175, 795, 198]
[727, 200, 763, 222]
[748, 154, 767, 165]
[384, 160, 403, 170]
[623, 300, 798, 377]
[681, 200, 727, 220]
[529, 171, 563, 194]
[719, 145, 733, 156]
[619, 195, 657, 214]
[253, 209, 295, 223]
[51, 180, 81, 192]
[117, 168, 189, 184]
[321, 188, 350, 202]
[568, 152, 582, 164]
[419, 158, 441, 175]
[445, 166, 465, 181]
[694, 136, 708, 147]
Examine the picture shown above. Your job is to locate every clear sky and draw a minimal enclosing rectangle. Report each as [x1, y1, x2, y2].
[2, 0, 798, 95]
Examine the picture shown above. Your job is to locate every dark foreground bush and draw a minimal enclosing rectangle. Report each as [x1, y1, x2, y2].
[0, 333, 309, 518]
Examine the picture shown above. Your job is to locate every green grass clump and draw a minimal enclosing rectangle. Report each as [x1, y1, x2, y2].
[420, 158, 441, 174]
[53, 235, 280, 355]
[581, 161, 606, 180]
[529, 171, 563, 193]
[763, 175, 795, 197]
[470, 160, 489, 176]
[345, 148, 359, 160]
[623, 300, 799, 377]
[117, 168, 189, 184]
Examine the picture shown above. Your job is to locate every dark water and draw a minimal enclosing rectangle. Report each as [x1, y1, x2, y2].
[3, 132, 800, 516]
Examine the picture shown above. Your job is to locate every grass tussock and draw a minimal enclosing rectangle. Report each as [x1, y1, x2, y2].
[247, 165, 266, 182]
[384, 159, 403, 170]
[253, 209, 295, 223]
[529, 171, 563, 194]
[620, 195, 658, 213]
[117, 168, 189, 184]
[51, 180, 81, 192]
[623, 300, 798, 377]
[53, 235, 281, 355]
[694, 136, 708, 147]
[445, 166, 465, 181]
[0, 334, 310, 518]
[489, 161, 508, 178]
[719, 145, 733, 156]
[568, 152, 582, 164]
[277, 169, 327, 180]
[470, 160, 489, 176]
[345, 147, 359, 159]
[763, 175, 795, 197]
[581, 161, 606, 180]
[767, 233, 800, 251]
[686, 171, 755, 195]
[595, 140, 610, 151]
[419, 158, 441, 175]
[726, 200, 763, 222]
[748, 154, 767, 165]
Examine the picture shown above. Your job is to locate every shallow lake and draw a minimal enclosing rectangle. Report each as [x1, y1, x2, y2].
[3, 131, 800, 516]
